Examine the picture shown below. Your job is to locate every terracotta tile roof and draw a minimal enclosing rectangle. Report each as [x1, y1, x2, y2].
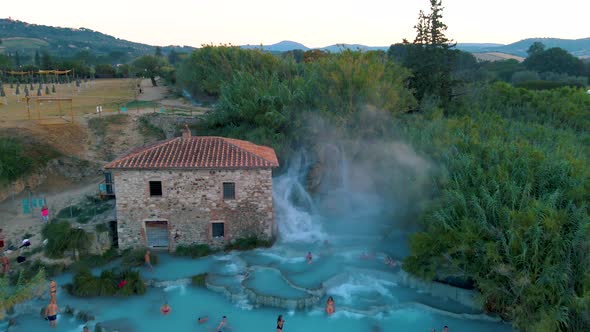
[105, 136, 279, 169]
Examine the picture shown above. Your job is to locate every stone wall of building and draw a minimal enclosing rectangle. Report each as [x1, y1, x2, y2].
[112, 168, 275, 251]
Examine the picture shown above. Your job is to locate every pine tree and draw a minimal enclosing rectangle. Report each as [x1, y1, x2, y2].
[406, 0, 456, 103]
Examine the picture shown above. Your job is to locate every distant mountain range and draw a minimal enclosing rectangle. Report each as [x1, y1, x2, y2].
[1, 18, 588, 60]
[0, 18, 194, 59]
[242, 39, 590, 58]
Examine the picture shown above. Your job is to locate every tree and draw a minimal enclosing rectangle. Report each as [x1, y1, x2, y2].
[34, 50, 41, 67]
[133, 55, 165, 86]
[524, 47, 586, 77]
[0, 269, 46, 319]
[41, 51, 52, 69]
[395, 0, 456, 103]
[167, 49, 179, 65]
[95, 64, 116, 78]
[527, 41, 546, 56]
[155, 46, 163, 57]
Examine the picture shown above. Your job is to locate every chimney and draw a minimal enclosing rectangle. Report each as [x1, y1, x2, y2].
[182, 123, 192, 139]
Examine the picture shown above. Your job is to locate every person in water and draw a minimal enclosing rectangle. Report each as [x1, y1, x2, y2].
[49, 279, 57, 303]
[145, 250, 153, 272]
[198, 316, 209, 324]
[306, 251, 313, 264]
[160, 302, 171, 315]
[325, 296, 335, 315]
[443, 326, 449, 332]
[45, 300, 60, 328]
[277, 314, 285, 332]
[216, 315, 232, 331]
[83, 326, 90, 332]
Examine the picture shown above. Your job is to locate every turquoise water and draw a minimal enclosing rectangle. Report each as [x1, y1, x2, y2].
[3, 168, 514, 332]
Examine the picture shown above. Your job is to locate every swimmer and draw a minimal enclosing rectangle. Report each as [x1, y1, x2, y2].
[49, 279, 57, 303]
[385, 256, 397, 268]
[198, 316, 209, 324]
[325, 296, 335, 315]
[83, 326, 90, 332]
[160, 302, 171, 315]
[145, 250, 153, 272]
[45, 300, 60, 327]
[443, 326, 449, 332]
[306, 251, 313, 264]
[216, 315, 232, 331]
[277, 314, 285, 332]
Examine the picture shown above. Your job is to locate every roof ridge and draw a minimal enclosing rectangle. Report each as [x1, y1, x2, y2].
[220, 137, 274, 165]
[105, 137, 180, 168]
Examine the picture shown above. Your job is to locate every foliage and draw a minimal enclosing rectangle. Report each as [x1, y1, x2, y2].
[121, 248, 159, 268]
[70, 248, 120, 271]
[0, 135, 60, 184]
[176, 45, 284, 97]
[137, 114, 166, 141]
[42, 221, 93, 260]
[56, 195, 113, 224]
[173, 244, 214, 258]
[405, 0, 456, 103]
[191, 273, 208, 287]
[400, 89, 590, 331]
[524, 46, 588, 77]
[133, 55, 167, 86]
[67, 268, 145, 297]
[0, 138, 33, 183]
[224, 237, 273, 251]
[0, 269, 46, 319]
[200, 48, 415, 163]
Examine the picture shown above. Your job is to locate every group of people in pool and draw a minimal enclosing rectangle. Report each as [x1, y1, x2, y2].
[160, 303, 232, 331]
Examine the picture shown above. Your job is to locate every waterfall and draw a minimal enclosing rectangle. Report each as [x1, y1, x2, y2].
[273, 153, 326, 243]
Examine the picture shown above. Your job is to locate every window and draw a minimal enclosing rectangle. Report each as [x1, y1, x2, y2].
[149, 181, 162, 196]
[212, 222, 225, 238]
[223, 182, 235, 199]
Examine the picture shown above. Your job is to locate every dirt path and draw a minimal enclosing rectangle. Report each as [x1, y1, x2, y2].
[0, 178, 100, 259]
[137, 78, 168, 101]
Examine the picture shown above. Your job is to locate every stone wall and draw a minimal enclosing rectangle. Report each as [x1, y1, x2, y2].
[113, 168, 275, 251]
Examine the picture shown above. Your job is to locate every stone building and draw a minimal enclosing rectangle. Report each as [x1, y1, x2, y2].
[105, 128, 279, 251]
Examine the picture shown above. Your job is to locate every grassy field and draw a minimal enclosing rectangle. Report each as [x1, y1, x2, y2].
[0, 37, 49, 51]
[0, 78, 141, 124]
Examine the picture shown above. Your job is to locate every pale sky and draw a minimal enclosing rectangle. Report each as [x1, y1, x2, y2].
[3, 0, 590, 48]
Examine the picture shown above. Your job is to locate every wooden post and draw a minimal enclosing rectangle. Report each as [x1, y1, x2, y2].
[26, 97, 31, 120]
[70, 99, 74, 124]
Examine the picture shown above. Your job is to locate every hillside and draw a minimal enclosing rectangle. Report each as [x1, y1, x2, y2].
[0, 18, 194, 59]
[457, 37, 590, 57]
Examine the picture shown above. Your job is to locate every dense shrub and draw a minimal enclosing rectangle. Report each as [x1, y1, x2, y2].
[224, 237, 272, 252]
[191, 273, 207, 287]
[42, 221, 92, 259]
[67, 268, 145, 297]
[0, 138, 33, 183]
[173, 244, 213, 258]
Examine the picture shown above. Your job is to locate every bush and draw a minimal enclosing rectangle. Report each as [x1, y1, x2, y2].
[41, 221, 92, 260]
[224, 237, 272, 252]
[67, 268, 145, 297]
[173, 244, 214, 258]
[191, 273, 207, 287]
[70, 248, 120, 271]
[42, 220, 72, 258]
[121, 249, 159, 268]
